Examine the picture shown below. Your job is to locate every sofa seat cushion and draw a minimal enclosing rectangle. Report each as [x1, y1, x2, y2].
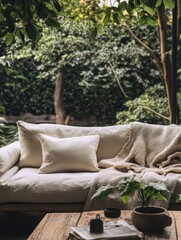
[0, 168, 98, 203]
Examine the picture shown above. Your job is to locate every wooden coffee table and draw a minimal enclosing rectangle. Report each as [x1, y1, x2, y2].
[28, 210, 181, 240]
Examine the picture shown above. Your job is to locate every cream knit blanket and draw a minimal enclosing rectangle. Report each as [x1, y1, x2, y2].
[99, 122, 181, 175]
[84, 122, 181, 211]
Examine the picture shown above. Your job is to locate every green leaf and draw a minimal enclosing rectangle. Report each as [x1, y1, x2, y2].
[47, 10, 57, 18]
[0, 29, 8, 38]
[25, 23, 37, 41]
[112, 12, 120, 24]
[90, 27, 97, 39]
[18, 29, 25, 42]
[143, 6, 155, 16]
[118, 1, 128, 12]
[53, 0, 61, 12]
[103, 13, 111, 24]
[129, 0, 135, 9]
[145, 16, 157, 26]
[170, 193, 181, 203]
[155, 192, 167, 201]
[155, 0, 162, 7]
[96, 24, 105, 34]
[5, 32, 14, 45]
[38, 5, 49, 18]
[163, 0, 175, 8]
[3, 66, 13, 75]
[45, 2, 54, 11]
[45, 18, 60, 28]
[7, 18, 15, 33]
[124, 3, 133, 14]
[121, 194, 129, 203]
[92, 185, 114, 199]
[24, 8, 33, 20]
[148, 182, 168, 192]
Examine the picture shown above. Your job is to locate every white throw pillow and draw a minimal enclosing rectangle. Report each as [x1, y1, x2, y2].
[38, 134, 100, 173]
[17, 121, 130, 167]
[0, 141, 20, 174]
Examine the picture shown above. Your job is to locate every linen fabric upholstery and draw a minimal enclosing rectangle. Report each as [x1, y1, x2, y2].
[0, 167, 181, 204]
[0, 141, 20, 175]
[38, 134, 100, 173]
[17, 121, 130, 168]
[18, 121, 67, 168]
[0, 167, 98, 203]
[0, 166, 19, 183]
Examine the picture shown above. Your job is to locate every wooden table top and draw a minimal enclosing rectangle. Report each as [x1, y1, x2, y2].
[28, 210, 181, 240]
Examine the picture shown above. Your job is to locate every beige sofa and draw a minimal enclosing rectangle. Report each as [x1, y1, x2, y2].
[0, 121, 181, 212]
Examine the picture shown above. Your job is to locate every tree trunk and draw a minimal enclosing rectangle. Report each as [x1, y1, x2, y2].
[178, 0, 181, 38]
[157, 4, 172, 123]
[178, 0, 181, 61]
[54, 67, 65, 124]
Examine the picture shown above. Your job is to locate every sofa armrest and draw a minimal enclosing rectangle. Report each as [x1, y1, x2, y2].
[0, 141, 20, 175]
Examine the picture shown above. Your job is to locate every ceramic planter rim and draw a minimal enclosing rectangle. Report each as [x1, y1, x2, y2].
[132, 206, 167, 216]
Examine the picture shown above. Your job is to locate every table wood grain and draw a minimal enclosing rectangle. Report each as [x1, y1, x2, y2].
[28, 211, 181, 240]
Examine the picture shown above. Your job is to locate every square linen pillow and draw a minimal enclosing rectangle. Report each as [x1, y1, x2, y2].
[17, 121, 66, 168]
[38, 134, 100, 173]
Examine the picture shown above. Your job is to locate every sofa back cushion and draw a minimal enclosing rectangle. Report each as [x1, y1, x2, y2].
[38, 134, 100, 173]
[17, 121, 130, 167]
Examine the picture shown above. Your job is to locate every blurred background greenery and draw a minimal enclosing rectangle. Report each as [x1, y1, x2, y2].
[0, 0, 180, 147]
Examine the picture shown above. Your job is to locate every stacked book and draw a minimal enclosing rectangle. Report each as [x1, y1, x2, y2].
[69, 220, 143, 240]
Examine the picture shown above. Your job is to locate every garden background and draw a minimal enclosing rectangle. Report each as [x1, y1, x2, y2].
[0, 0, 181, 147]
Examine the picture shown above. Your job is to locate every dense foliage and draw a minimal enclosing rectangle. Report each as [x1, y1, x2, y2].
[116, 83, 181, 125]
[95, 0, 175, 26]
[0, 0, 61, 44]
[0, 19, 160, 125]
[0, 0, 179, 147]
[84, 0, 180, 124]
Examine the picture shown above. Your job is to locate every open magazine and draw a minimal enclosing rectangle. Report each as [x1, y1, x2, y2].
[69, 220, 143, 240]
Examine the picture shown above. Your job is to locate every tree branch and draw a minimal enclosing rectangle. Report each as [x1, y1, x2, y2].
[108, 61, 128, 98]
[123, 22, 164, 82]
[157, 5, 172, 122]
[138, 105, 170, 121]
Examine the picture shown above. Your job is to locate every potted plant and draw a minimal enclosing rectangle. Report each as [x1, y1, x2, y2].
[93, 176, 181, 232]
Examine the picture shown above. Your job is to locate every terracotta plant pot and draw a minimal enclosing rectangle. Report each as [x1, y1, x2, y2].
[132, 206, 172, 232]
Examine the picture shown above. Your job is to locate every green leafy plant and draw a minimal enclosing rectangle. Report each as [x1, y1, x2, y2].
[0, 125, 18, 148]
[93, 176, 181, 208]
